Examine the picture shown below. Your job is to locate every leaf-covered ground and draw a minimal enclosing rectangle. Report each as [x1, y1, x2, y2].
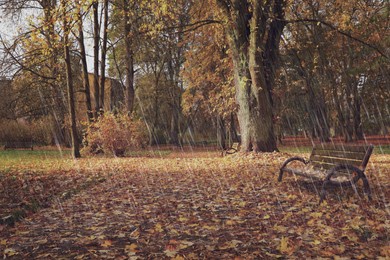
[0, 149, 389, 259]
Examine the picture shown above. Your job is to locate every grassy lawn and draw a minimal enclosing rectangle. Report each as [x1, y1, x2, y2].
[0, 148, 389, 258]
[280, 145, 390, 154]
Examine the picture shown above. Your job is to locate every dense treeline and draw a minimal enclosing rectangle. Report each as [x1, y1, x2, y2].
[0, 0, 388, 157]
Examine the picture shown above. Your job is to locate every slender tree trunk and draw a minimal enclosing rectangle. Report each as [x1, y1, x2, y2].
[167, 58, 180, 146]
[43, 1, 67, 145]
[123, 0, 135, 114]
[99, 0, 109, 111]
[351, 86, 363, 140]
[62, 0, 80, 158]
[93, 0, 100, 117]
[230, 113, 239, 142]
[76, 0, 93, 122]
[217, 115, 226, 150]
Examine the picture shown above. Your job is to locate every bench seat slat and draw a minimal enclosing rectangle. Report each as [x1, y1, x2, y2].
[283, 167, 353, 183]
[312, 150, 366, 160]
[310, 155, 363, 167]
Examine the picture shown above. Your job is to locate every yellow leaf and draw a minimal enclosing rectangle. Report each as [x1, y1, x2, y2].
[4, 248, 18, 257]
[101, 240, 112, 248]
[280, 236, 289, 253]
[203, 225, 218, 230]
[263, 214, 270, 220]
[273, 225, 288, 233]
[179, 240, 194, 250]
[334, 244, 346, 254]
[173, 256, 184, 260]
[312, 240, 321, 245]
[0, 239, 6, 245]
[178, 216, 188, 222]
[226, 220, 235, 225]
[155, 223, 163, 232]
[164, 249, 177, 257]
[310, 212, 323, 218]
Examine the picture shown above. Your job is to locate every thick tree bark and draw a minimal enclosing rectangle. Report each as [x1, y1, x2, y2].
[217, 0, 285, 152]
[93, 0, 100, 117]
[76, 0, 93, 122]
[62, 1, 80, 158]
[99, 0, 109, 111]
[123, 0, 135, 114]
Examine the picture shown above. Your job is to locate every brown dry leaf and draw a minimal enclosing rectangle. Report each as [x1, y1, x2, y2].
[279, 236, 294, 255]
[100, 240, 112, 248]
[380, 245, 390, 257]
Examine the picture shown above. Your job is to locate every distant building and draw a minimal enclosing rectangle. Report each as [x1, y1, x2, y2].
[76, 73, 124, 120]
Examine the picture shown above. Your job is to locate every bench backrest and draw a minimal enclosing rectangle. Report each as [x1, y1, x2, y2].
[309, 144, 374, 171]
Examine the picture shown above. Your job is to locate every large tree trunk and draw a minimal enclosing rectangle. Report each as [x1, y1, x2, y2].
[123, 0, 135, 114]
[217, 0, 285, 152]
[62, 0, 80, 158]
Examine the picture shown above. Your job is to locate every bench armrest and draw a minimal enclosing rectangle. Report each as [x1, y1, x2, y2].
[320, 164, 371, 203]
[278, 156, 309, 181]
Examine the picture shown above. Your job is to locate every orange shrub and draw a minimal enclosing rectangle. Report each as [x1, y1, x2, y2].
[82, 113, 148, 156]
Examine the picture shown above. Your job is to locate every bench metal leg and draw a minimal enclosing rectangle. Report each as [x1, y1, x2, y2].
[361, 174, 372, 200]
[278, 157, 308, 182]
[320, 164, 371, 203]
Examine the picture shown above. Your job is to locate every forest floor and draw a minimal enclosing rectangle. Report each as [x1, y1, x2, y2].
[0, 147, 389, 259]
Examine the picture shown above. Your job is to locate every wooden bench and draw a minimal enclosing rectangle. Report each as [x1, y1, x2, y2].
[279, 144, 374, 203]
[4, 141, 34, 150]
[222, 142, 240, 156]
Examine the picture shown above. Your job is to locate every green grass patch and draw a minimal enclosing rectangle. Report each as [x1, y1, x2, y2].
[0, 149, 72, 171]
[126, 149, 172, 157]
[279, 145, 390, 155]
[375, 145, 390, 154]
[279, 146, 312, 154]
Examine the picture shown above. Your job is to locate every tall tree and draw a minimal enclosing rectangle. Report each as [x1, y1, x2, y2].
[122, 0, 135, 114]
[99, 0, 109, 111]
[75, 0, 93, 122]
[62, 0, 80, 158]
[92, 0, 100, 117]
[216, 0, 286, 152]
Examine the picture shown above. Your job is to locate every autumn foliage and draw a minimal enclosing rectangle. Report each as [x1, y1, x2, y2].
[81, 113, 148, 156]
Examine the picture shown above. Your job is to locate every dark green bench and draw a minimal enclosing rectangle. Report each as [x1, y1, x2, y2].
[222, 142, 240, 156]
[279, 144, 374, 203]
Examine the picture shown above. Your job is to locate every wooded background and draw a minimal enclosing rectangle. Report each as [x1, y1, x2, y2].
[0, 0, 388, 157]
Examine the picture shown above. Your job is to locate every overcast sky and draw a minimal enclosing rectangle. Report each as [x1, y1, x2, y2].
[0, 10, 96, 77]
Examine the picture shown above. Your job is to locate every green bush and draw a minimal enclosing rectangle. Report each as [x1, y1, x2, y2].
[82, 113, 148, 156]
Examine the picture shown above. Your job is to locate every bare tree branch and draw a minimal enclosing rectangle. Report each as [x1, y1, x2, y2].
[284, 18, 389, 60]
